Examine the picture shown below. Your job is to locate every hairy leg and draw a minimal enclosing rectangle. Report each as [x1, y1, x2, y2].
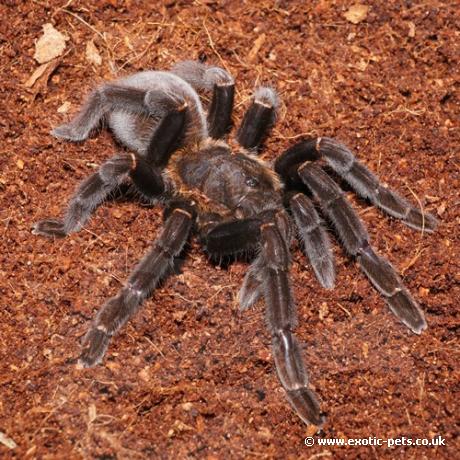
[33, 154, 137, 237]
[52, 84, 186, 143]
[275, 138, 437, 232]
[237, 87, 279, 151]
[171, 60, 235, 139]
[289, 193, 335, 289]
[259, 222, 324, 426]
[80, 204, 194, 367]
[298, 163, 427, 333]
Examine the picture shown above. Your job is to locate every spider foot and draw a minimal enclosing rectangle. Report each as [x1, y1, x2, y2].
[32, 218, 67, 238]
[358, 246, 427, 333]
[286, 388, 325, 427]
[387, 289, 427, 334]
[78, 327, 111, 368]
[51, 123, 89, 142]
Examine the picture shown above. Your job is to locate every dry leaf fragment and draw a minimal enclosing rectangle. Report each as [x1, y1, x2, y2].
[16, 159, 24, 170]
[86, 40, 102, 66]
[24, 58, 61, 97]
[247, 33, 266, 63]
[24, 62, 51, 88]
[344, 4, 369, 24]
[34, 23, 68, 64]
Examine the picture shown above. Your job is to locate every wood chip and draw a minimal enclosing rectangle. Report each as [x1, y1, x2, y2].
[344, 4, 369, 24]
[16, 159, 24, 170]
[362, 342, 369, 359]
[34, 23, 68, 64]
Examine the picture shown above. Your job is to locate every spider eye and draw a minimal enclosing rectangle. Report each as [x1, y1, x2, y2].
[245, 177, 259, 188]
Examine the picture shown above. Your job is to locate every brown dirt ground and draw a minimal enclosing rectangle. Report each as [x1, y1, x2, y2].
[1, 1, 459, 459]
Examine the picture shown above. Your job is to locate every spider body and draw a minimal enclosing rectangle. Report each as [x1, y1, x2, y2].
[167, 141, 282, 220]
[33, 60, 437, 427]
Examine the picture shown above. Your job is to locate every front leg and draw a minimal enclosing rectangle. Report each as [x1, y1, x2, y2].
[33, 154, 136, 237]
[80, 204, 194, 367]
[52, 84, 186, 143]
[33, 152, 166, 238]
[237, 87, 279, 151]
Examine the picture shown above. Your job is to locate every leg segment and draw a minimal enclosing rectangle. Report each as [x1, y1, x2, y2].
[238, 254, 264, 310]
[207, 83, 235, 139]
[144, 103, 188, 168]
[79, 204, 194, 367]
[171, 60, 235, 140]
[237, 87, 279, 151]
[171, 60, 234, 92]
[52, 84, 186, 143]
[32, 154, 138, 237]
[298, 163, 427, 333]
[289, 193, 335, 289]
[259, 222, 324, 426]
[275, 138, 437, 232]
[317, 138, 437, 231]
[202, 218, 261, 256]
[201, 207, 292, 258]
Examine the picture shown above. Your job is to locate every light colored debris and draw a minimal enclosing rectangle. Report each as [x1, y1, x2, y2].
[88, 404, 97, 423]
[362, 342, 369, 359]
[34, 23, 68, 64]
[86, 39, 102, 66]
[181, 402, 193, 411]
[437, 201, 446, 216]
[0, 431, 17, 449]
[57, 101, 72, 113]
[24, 59, 60, 95]
[247, 33, 266, 63]
[319, 302, 329, 320]
[16, 159, 24, 170]
[344, 4, 369, 24]
[407, 21, 416, 38]
[138, 366, 151, 382]
[25, 62, 51, 88]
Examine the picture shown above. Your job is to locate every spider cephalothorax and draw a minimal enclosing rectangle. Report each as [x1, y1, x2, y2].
[33, 60, 437, 426]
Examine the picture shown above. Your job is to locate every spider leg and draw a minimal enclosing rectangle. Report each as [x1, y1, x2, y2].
[79, 204, 194, 367]
[289, 193, 335, 289]
[202, 218, 261, 256]
[201, 210, 323, 424]
[298, 163, 427, 333]
[32, 154, 139, 237]
[275, 138, 437, 232]
[237, 87, 279, 151]
[201, 209, 292, 309]
[260, 222, 324, 426]
[171, 60, 235, 139]
[207, 82, 235, 139]
[144, 103, 188, 168]
[238, 254, 264, 310]
[52, 84, 186, 143]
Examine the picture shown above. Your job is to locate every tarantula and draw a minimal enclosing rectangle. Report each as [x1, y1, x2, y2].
[33, 60, 437, 426]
